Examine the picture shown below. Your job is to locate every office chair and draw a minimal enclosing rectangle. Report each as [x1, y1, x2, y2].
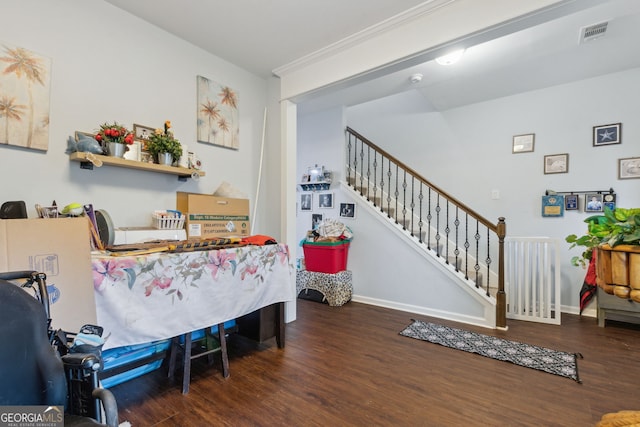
[0, 277, 119, 427]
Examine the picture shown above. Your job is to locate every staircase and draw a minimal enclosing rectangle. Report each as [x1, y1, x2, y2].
[345, 127, 507, 328]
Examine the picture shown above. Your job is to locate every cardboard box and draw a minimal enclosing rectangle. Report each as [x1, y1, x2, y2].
[0, 217, 97, 333]
[176, 192, 250, 239]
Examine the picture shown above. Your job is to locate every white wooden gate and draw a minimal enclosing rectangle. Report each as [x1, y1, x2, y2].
[505, 237, 561, 324]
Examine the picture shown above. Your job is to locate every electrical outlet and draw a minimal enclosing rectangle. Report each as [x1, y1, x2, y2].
[491, 190, 500, 200]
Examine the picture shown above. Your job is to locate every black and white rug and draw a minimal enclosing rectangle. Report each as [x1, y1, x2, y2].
[400, 320, 582, 382]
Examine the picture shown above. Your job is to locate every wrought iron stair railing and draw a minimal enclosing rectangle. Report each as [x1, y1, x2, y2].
[345, 127, 507, 328]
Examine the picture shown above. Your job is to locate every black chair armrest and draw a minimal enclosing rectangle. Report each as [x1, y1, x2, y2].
[62, 352, 102, 372]
[92, 388, 119, 427]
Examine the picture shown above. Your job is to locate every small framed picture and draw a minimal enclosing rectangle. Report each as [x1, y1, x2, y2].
[318, 192, 333, 209]
[339, 203, 356, 219]
[593, 123, 621, 146]
[544, 153, 569, 174]
[123, 140, 141, 162]
[565, 194, 578, 211]
[312, 214, 323, 230]
[618, 157, 640, 179]
[603, 193, 616, 211]
[133, 123, 154, 152]
[585, 194, 603, 212]
[512, 133, 535, 153]
[300, 193, 312, 211]
[542, 195, 564, 217]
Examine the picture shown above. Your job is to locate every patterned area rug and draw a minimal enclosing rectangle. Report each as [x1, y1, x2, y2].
[400, 320, 582, 382]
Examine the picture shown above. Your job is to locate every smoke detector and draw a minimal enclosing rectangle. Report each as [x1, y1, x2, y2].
[409, 73, 423, 84]
[579, 21, 608, 43]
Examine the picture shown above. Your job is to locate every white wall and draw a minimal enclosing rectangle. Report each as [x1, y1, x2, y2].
[0, 0, 281, 239]
[343, 67, 640, 312]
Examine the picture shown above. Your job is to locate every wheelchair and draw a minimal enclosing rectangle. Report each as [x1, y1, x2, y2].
[0, 270, 119, 427]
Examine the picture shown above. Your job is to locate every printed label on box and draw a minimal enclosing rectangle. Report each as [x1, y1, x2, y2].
[31, 254, 59, 276]
[188, 223, 202, 237]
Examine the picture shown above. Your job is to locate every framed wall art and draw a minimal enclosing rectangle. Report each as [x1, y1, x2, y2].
[564, 194, 578, 211]
[618, 157, 640, 179]
[542, 195, 564, 217]
[197, 75, 239, 150]
[0, 42, 51, 151]
[300, 193, 312, 211]
[585, 194, 603, 212]
[593, 123, 621, 146]
[339, 203, 356, 219]
[312, 214, 323, 230]
[512, 133, 535, 153]
[133, 123, 154, 154]
[544, 153, 569, 174]
[318, 193, 334, 209]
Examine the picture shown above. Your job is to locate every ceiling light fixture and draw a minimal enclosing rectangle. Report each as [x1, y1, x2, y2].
[409, 73, 423, 84]
[435, 49, 465, 66]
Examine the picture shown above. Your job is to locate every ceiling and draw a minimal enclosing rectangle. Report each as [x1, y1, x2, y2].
[105, 0, 640, 113]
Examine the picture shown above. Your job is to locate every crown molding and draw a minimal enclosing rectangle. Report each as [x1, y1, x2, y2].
[272, 0, 456, 77]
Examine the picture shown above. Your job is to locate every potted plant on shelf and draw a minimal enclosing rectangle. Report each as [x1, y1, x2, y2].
[146, 121, 183, 166]
[94, 121, 134, 157]
[566, 207, 640, 300]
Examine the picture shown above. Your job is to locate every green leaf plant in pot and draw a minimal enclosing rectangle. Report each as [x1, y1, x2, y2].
[565, 207, 640, 268]
[146, 120, 183, 165]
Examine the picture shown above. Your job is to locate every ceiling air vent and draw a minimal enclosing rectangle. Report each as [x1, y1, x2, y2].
[579, 21, 608, 43]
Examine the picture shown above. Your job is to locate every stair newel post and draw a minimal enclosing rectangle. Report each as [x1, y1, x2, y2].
[496, 217, 507, 329]
[346, 131, 353, 188]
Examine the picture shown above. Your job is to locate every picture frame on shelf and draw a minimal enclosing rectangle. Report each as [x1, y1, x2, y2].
[123, 140, 141, 162]
[618, 157, 640, 179]
[512, 133, 535, 153]
[543, 153, 568, 174]
[300, 193, 312, 212]
[133, 123, 154, 153]
[564, 194, 578, 211]
[593, 123, 621, 146]
[318, 193, 333, 209]
[585, 194, 604, 212]
[339, 203, 356, 219]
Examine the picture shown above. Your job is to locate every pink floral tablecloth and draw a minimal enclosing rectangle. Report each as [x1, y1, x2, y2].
[91, 244, 294, 349]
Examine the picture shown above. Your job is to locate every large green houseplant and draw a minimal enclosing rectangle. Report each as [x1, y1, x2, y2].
[565, 207, 640, 267]
[146, 120, 183, 163]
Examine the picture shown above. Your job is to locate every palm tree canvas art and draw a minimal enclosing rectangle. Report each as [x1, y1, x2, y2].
[197, 75, 239, 150]
[0, 42, 51, 151]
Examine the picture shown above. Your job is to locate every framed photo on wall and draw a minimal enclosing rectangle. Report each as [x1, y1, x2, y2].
[585, 194, 603, 212]
[339, 203, 356, 219]
[318, 193, 333, 209]
[618, 157, 640, 179]
[593, 123, 621, 146]
[544, 153, 569, 174]
[300, 193, 312, 211]
[312, 214, 323, 230]
[565, 194, 578, 211]
[512, 133, 535, 153]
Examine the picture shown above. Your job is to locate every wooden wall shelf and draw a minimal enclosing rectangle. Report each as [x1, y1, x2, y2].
[69, 152, 205, 181]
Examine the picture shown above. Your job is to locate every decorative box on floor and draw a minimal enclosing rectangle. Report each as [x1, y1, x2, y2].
[296, 270, 352, 306]
[302, 239, 350, 274]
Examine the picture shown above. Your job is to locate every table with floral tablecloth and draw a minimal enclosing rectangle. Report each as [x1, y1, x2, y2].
[91, 244, 294, 350]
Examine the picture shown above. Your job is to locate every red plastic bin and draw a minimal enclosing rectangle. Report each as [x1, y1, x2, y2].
[302, 240, 350, 274]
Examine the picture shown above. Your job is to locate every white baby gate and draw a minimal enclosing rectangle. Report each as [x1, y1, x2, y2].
[505, 237, 561, 324]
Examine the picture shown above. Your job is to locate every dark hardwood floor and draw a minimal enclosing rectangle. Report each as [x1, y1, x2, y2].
[109, 299, 640, 427]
